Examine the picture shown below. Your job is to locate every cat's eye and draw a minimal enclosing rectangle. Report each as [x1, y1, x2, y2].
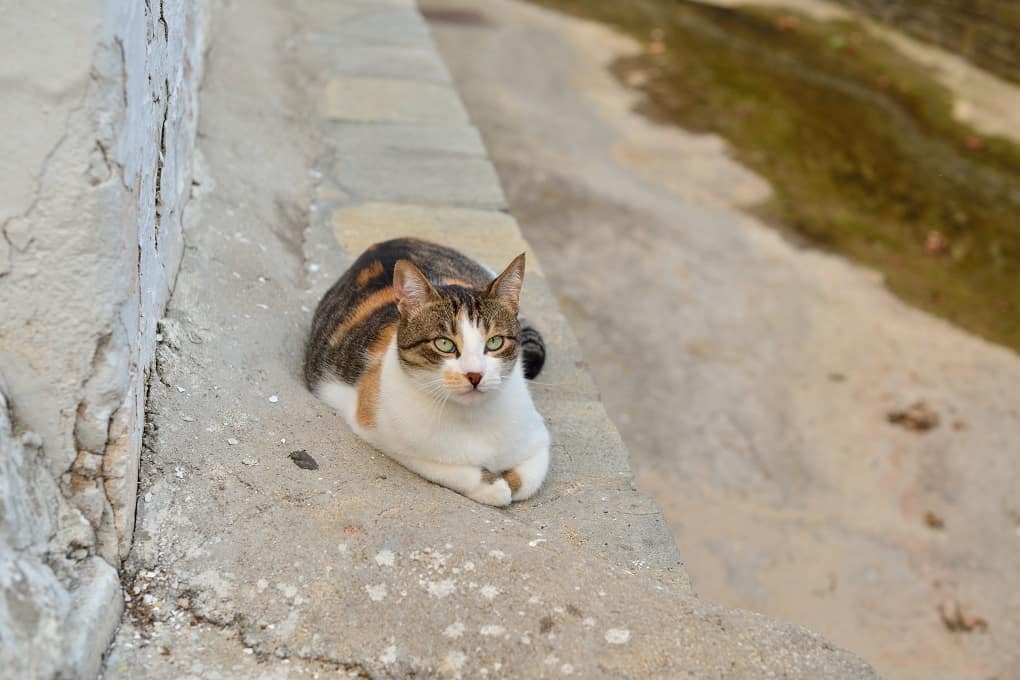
[485, 336, 504, 351]
[434, 337, 456, 353]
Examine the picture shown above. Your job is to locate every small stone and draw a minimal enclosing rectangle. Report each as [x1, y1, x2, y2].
[443, 622, 465, 638]
[241, 456, 258, 466]
[605, 628, 631, 644]
[288, 450, 319, 470]
[887, 401, 940, 432]
[182, 416, 195, 422]
[227, 437, 239, 445]
[379, 645, 398, 665]
[365, 584, 388, 602]
[924, 511, 945, 530]
[268, 395, 279, 403]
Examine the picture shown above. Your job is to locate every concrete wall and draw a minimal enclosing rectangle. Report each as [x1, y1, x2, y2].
[832, 0, 1020, 83]
[0, 1, 206, 676]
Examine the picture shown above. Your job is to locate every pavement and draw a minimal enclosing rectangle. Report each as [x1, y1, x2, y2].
[421, 1, 1020, 678]
[100, 0, 876, 677]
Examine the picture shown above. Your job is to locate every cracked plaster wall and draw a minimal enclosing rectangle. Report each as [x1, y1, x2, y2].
[0, 1, 206, 676]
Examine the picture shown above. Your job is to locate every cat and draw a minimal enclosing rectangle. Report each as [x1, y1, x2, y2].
[304, 237, 549, 506]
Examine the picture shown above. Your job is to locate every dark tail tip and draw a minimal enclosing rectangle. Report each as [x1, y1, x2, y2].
[519, 324, 546, 380]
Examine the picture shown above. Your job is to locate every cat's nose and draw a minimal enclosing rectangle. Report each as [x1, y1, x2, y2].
[465, 372, 483, 387]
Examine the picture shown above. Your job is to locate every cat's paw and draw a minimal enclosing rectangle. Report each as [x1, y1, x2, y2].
[505, 446, 550, 502]
[469, 477, 512, 507]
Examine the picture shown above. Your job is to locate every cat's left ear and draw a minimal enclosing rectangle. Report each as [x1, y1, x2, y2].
[485, 253, 526, 312]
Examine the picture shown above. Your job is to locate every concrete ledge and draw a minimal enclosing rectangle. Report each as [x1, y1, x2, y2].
[103, 0, 876, 677]
[321, 78, 469, 123]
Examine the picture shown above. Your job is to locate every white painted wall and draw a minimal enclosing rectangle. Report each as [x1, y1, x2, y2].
[0, 1, 206, 675]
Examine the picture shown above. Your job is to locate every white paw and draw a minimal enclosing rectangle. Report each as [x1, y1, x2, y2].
[511, 482, 538, 502]
[469, 478, 512, 507]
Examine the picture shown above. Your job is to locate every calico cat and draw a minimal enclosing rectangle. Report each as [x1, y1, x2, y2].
[304, 238, 549, 506]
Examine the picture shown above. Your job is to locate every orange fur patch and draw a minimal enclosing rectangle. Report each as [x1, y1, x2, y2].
[442, 367, 467, 391]
[356, 323, 397, 430]
[441, 277, 471, 287]
[502, 469, 523, 494]
[356, 260, 385, 287]
[329, 287, 396, 346]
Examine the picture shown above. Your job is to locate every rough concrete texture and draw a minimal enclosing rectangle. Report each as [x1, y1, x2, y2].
[103, 0, 874, 677]
[0, 1, 205, 676]
[422, 0, 1020, 677]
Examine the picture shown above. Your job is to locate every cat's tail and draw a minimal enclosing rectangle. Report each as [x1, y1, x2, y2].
[519, 320, 546, 380]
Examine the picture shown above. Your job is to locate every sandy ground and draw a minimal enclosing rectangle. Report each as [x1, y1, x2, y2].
[422, 1, 1020, 678]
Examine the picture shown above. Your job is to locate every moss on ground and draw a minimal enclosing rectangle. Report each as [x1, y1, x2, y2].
[532, 0, 1020, 352]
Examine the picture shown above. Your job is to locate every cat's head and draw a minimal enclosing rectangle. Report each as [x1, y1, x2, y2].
[393, 254, 525, 405]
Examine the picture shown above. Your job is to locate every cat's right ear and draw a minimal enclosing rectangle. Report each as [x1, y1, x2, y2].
[393, 260, 437, 318]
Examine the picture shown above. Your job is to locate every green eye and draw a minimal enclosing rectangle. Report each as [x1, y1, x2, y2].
[485, 336, 504, 351]
[434, 337, 456, 353]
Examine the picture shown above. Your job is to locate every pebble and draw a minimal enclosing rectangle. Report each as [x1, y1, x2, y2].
[605, 628, 631, 644]
[268, 395, 279, 403]
[241, 456, 258, 466]
[227, 437, 239, 445]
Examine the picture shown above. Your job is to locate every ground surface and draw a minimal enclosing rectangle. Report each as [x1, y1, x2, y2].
[100, 0, 874, 677]
[422, 1, 1020, 678]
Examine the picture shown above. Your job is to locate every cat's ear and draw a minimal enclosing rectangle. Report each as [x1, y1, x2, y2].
[393, 260, 437, 317]
[486, 253, 526, 312]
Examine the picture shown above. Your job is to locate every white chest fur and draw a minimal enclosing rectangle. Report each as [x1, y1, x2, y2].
[316, 340, 549, 474]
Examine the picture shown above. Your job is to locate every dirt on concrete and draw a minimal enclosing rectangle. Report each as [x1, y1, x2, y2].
[422, 1, 1020, 678]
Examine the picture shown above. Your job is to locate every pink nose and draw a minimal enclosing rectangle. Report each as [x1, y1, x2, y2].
[465, 372, 483, 387]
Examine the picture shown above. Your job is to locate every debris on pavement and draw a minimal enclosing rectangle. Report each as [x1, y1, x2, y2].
[289, 449, 319, 470]
[887, 400, 940, 432]
[938, 601, 987, 633]
[924, 511, 945, 530]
